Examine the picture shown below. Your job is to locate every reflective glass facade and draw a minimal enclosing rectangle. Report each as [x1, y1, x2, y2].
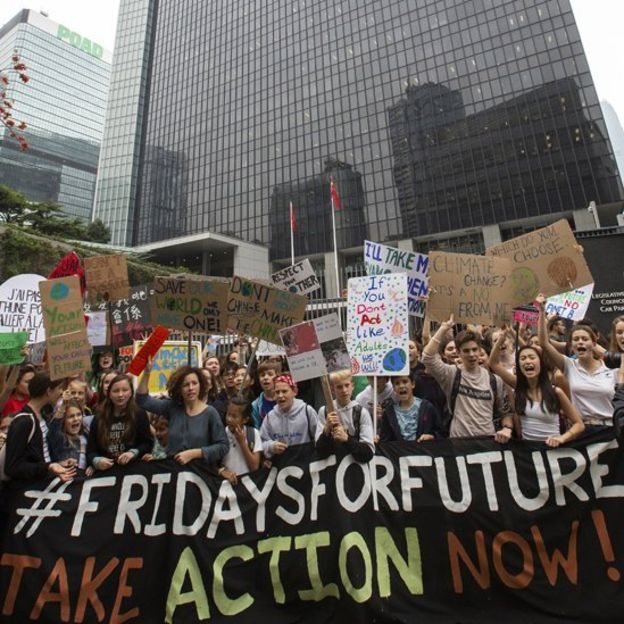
[92, 0, 156, 245]
[0, 10, 110, 221]
[102, 0, 622, 257]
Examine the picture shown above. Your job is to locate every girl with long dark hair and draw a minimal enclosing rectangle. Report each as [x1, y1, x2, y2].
[86, 374, 152, 471]
[490, 333, 584, 445]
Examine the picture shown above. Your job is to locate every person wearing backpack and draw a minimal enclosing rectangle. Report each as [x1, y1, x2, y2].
[3, 372, 76, 482]
[260, 374, 319, 458]
[315, 371, 374, 463]
[422, 316, 514, 442]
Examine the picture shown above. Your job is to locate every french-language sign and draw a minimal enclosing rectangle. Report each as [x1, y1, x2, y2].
[271, 259, 321, 296]
[84, 254, 130, 303]
[347, 274, 409, 375]
[364, 240, 428, 317]
[427, 252, 514, 324]
[132, 339, 201, 394]
[39, 275, 86, 338]
[47, 329, 92, 380]
[1, 432, 622, 623]
[227, 276, 307, 345]
[0, 273, 46, 343]
[545, 283, 594, 321]
[151, 276, 230, 334]
[486, 219, 594, 304]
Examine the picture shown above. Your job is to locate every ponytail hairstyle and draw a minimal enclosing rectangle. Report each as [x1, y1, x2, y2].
[514, 346, 559, 416]
[97, 374, 137, 453]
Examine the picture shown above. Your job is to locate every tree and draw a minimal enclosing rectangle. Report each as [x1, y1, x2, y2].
[86, 218, 111, 244]
[0, 185, 28, 224]
[0, 51, 30, 151]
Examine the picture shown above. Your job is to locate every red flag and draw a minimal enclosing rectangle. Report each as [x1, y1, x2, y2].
[330, 180, 342, 210]
[289, 202, 297, 232]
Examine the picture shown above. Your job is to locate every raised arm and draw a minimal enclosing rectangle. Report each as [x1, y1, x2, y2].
[537, 296, 565, 371]
[489, 330, 518, 389]
[422, 315, 454, 358]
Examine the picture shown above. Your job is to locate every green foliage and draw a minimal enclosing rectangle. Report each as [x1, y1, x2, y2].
[0, 226, 191, 284]
[0, 185, 28, 224]
[86, 219, 111, 244]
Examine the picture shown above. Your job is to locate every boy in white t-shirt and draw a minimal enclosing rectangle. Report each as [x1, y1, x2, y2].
[218, 396, 262, 485]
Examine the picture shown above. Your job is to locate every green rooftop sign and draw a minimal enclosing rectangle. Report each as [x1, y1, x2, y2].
[57, 25, 104, 59]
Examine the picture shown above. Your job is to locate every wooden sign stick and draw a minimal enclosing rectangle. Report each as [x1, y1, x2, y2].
[320, 375, 336, 416]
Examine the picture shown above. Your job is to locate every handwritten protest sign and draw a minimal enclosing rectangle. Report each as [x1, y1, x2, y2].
[133, 340, 202, 394]
[151, 276, 229, 333]
[110, 285, 154, 347]
[280, 322, 326, 381]
[271, 259, 321, 296]
[47, 330, 91, 381]
[486, 219, 593, 304]
[280, 313, 351, 382]
[313, 313, 351, 373]
[0, 273, 46, 343]
[346, 274, 409, 375]
[427, 252, 514, 324]
[227, 276, 307, 345]
[39, 276, 86, 338]
[545, 283, 594, 321]
[84, 254, 129, 303]
[0, 332, 28, 365]
[364, 240, 428, 317]
[256, 340, 286, 358]
[85, 311, 109, 347]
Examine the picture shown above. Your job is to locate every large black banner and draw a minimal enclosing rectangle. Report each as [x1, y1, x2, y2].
[1, 431, 623, 623]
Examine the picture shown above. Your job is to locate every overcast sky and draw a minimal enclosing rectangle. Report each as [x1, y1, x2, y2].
[1, 0, 623, 126]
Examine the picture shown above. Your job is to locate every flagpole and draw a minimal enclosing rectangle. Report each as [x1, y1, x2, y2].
[289, 201, 295, 265]
[331, 191, 341, 299]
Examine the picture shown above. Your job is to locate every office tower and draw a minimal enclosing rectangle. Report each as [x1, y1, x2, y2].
[95, 0, 622, 264]
[0, 10, 111, 221]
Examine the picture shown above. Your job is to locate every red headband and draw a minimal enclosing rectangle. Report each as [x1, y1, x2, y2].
[274, 374, 297, 391]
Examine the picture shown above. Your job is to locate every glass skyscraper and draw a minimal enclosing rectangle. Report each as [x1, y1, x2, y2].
[0, 10, 111, 221]
[95, 0, 622, 273]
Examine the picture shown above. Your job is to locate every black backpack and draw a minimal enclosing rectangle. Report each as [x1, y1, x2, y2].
[448, 369, 504, 427]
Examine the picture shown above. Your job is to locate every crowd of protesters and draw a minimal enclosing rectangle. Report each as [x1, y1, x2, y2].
[1, 302, 623, 488]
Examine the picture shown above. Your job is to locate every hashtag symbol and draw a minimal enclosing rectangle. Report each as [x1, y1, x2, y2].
[14, 478, 72, 537]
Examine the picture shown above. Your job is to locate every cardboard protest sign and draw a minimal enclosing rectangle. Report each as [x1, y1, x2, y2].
[151, 276, 229, 333]
[271, 259, 321, 296]
[39, 276, 86, 338]
[364, 240, 428, 317]
[28, 341, 47, 366]
[427, 252, 514, 325]
[0, 273, 46, 343]
[86, 311, 109, 347]
[84, 254, 129, 303]
[227, 276, 307, 345]
[0, 332, 28, 365]
[133, 340, 202, 394]
[486, 219, 593, 304]
[47, 330, 92, 381]
[346, 274, 409, 375]
[545, 283, 594, 321]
